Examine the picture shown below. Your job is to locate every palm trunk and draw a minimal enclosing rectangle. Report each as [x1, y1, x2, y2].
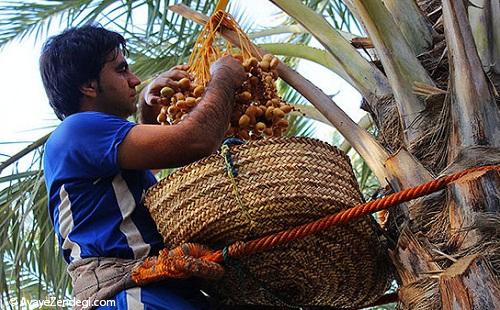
[439, 255, 500, 309]
[390, 0, 500, 309]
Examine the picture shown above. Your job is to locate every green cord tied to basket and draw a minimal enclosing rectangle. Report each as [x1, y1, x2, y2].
[221, 137, 243, 176]
[220, 139, 258, 230]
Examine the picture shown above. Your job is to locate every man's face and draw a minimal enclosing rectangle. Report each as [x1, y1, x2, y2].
[95, 49, 141, 118]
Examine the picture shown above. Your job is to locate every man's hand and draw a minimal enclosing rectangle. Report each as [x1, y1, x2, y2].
[210, 56, 247, 90]
[144, 64, 190, 106]
[138, 65, 189, 124]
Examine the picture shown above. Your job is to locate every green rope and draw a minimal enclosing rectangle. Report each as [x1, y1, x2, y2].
[220, 144, 257, 230]
[219, 144, 298, 308]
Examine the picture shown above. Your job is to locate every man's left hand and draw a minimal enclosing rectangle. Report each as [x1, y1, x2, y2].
[144, 64, 190, 106]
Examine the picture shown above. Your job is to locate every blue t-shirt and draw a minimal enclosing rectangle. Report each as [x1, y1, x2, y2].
[43, 112, 164, 263]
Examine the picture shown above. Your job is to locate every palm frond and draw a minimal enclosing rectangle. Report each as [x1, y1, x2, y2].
[309, 0, 364, 35]
[125, 1, 221, 79]
[351, 151, 379, 200]
[0, 0, 106, 48]
[0, 133, 50, 175]
[271, 0, 392, 101]
[0, 142, 69, 305]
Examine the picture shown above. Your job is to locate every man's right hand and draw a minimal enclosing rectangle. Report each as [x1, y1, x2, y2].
[210, 55, 247, 90]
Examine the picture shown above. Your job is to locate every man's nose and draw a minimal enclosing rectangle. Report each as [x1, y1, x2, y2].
[129, 73, 141, 87]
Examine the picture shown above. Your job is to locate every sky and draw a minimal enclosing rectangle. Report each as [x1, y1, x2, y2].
[0, 0, 364, 173]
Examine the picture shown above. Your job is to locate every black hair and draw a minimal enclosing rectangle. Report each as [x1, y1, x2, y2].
[39, 24, 127, 120]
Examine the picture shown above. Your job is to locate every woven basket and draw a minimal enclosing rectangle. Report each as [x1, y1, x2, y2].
[145, 137, 391, 308]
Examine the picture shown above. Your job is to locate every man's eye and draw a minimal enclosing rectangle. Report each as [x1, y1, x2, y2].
[118, 64, 128, 72]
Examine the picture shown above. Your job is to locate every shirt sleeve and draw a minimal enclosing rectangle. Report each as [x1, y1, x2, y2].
[60, 112, 135, 178]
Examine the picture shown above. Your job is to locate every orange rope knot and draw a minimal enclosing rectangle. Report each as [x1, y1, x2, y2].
[131, 243, 224, 286]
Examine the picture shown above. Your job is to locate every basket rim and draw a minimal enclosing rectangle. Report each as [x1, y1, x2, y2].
[148, 136, 351, 194]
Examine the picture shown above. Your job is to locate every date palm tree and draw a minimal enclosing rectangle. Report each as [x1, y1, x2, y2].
[1, 0, 498, 309]
[256, 1, 499, 308]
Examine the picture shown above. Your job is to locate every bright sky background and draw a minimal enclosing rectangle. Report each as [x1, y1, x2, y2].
[0, 0, 364, 172]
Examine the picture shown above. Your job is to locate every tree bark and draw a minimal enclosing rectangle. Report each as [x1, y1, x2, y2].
[390, 228, 442, 309]
[439, 255, 500, 310]
[447, 169, 500, 251]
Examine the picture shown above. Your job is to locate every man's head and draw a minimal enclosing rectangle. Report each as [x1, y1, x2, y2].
[40, 25, 140, 120]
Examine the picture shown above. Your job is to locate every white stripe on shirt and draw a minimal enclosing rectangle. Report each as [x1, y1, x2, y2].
[125, 287, 144, 310]
[112, 174, 151, 259]
[58, 185, 81, 260]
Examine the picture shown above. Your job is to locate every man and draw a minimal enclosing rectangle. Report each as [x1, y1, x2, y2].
[41, 25, 246, 309]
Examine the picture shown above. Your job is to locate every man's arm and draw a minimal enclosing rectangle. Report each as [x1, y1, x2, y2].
[118, 56, 246, 170]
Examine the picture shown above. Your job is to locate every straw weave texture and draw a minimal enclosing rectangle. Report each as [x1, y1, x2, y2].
[145, 137, 390, 308]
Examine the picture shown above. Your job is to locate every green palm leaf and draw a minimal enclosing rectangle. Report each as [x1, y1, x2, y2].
[0, 0, 110, 48]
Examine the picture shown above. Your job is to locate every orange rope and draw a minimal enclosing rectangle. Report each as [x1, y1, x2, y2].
[132, 164, 499, 285]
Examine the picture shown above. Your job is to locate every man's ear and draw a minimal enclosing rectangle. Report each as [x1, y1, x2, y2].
[80, 80, 98, 98]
